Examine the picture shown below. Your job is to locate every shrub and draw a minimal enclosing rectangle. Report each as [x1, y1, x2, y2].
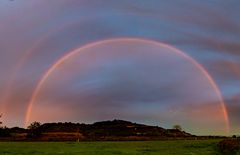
[218, 139, 240, 155]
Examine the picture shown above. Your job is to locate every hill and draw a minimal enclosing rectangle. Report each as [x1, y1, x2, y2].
[1, 120, 193, 141]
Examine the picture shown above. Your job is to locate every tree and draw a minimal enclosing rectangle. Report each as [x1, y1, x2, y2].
[0, 114, 2, 126]
[27, 121, 42, 138]
[173, 124, 182, 131]
[28, 121, 41, 130]
[232, 135, 237, 138]
[0, 114, 10, 137]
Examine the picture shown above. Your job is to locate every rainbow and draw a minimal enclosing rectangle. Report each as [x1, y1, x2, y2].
[24, 37, 230, 133]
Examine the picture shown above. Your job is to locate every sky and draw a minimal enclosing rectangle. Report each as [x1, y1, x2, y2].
[0, 0, 239, 135]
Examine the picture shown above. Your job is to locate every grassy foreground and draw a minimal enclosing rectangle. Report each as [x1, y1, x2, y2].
[0, 140, 222, 155]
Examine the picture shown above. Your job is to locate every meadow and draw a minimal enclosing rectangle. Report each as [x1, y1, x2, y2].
[0, 140, 222, 155]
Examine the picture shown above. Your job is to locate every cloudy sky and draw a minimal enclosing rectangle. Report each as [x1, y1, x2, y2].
[0, 0, 239, 135]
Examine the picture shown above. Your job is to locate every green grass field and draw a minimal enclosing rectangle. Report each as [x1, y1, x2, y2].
[0, 140, 222, 155]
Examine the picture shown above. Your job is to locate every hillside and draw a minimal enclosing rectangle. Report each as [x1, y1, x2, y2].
[1, 120, 193, 141]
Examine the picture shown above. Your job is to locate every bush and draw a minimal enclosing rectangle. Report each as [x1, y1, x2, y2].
[218, 139, 240, 155]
